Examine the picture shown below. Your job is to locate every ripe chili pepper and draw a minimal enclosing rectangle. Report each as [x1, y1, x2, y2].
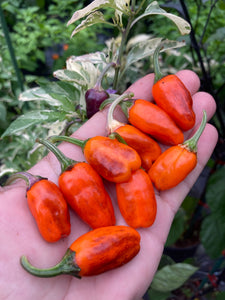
[152, 45, 195, 131]
[48, 134, 142, 183]
[20, 225, 141, 278]
[116, 169, 157, 228]
[37, 139, 115, 229]
[107, 93, 162, 171]
[104, 93, 184, 146]
[148, 111, 207, 190]
[5, 172, 71, 243]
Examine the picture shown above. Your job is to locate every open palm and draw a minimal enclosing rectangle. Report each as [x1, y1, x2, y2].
[0, 70, 218, 300]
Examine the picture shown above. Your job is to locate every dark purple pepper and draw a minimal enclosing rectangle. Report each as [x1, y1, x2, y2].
[85, 88, 109, 119]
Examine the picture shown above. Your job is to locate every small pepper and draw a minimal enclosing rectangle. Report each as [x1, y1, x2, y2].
[104, 93, 184, 146]
[20, 225, 141, 278]
[148, 111, 207, 190]
[116, 169, 157, 228]
[48, 134, 142, 183]
[107, 93, 161, 171]
[37, 139, 115, 229]
[152, 46, 195, 131]
[5, 172, 71, 243]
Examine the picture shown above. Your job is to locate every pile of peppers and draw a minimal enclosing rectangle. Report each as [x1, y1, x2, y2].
[5, 50, 208, 279]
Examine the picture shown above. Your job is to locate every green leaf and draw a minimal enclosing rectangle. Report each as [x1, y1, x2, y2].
[53, 69, 88, 87]
[131, 1, 191, 35]
[71, 11, 115, 37]
[200, 214, 225, 259]
[205, 166, 225, 221]
[123, 38, 186, 78]
[0, 102, 7, 122]
[151, 263, 198, 292]
[1, 110, 67, 138]
[148, 288, 171, 300]
[166, 208, 186, 246]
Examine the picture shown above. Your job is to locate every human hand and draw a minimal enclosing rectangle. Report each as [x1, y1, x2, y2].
[0, 70, 218, 300]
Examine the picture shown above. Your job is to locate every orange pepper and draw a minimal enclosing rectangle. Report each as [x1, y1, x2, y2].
[6, 172, 71, 243]
[20, 226, 141, 278]
[37, 139, 115, 229]
[152, 45, 195, 131]
[116, 169, 157, 228]
[149, 111, 207, 190]
[128, 99, 184, 145]
[106, 93, 161, 171]
[48, 135, 142, 183]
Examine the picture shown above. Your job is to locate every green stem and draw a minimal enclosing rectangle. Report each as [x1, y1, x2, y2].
[48, 136, 86, 150]
[107, 92, 134, 133]
[153, 44, 164, 83]
[36, 138, 76, 173]
[95, 62, 116, 90]
[5, 171, 43, 190]
[183, 110, 207, 152]
[109, 132, 128, 145]
[20, 249, 81, 278]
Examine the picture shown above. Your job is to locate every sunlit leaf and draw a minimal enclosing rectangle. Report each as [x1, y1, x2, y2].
[1, 110, 68, 137]
[151, 263, 198, 292]
[131, 1, 191, 35]
[67, 0, 116, 26]
[71, 11, 114, 37]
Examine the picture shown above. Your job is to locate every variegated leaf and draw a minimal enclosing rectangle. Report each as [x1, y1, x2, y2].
[131, 1, 191, 35]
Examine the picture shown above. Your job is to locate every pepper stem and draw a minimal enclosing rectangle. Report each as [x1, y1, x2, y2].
[109, 132, 128, 145]
[107, 92, 134, 133]
[20, 249, 81, 278]
[95, 62, 116, 91]
[36, 138, 76, 173]
[48, 135, 87, 150]
[182, 110, 207, 153]
[5, 171, 43, 190]
[153, 44, 164, 83]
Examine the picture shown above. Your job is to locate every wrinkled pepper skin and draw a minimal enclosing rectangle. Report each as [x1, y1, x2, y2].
[128, 99, 184, 145]
[148, 145, 197, 191]
[152, 74, 195, 131]
[116, 169, 157, 228]
[27, 179, 71, 242]
[115, 124, 161, 171]
[70, 225, 141, 276]
[58, 162, 115, 228]
[83, 136, 142, 183]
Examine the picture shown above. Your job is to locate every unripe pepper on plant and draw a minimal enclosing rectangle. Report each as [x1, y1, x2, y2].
[107, 93, 162, 171]
[37, 138, 115, 229]
[20, 225, 141, 278]
[148, 111, 207, 191]
[5, 172, 71, 243]
[116, 169, 157, 228]
[48, 130, 142, 184]
[152, 45, 195, 131]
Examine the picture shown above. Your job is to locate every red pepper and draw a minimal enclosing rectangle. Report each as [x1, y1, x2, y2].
[152, 45, 195, 131]
[116, 169, 157, 228]
[149, 111, 207, 190]
[6, 172, 71, 243]
[48, 134, 142, 183]
[37, 139, 115, 229]
[20, 226, 141, 278]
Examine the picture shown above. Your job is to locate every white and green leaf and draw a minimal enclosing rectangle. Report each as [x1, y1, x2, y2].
[131, 1, 191, 35]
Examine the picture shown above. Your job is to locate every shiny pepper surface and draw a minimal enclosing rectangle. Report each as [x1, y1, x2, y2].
[149, 111, 207, 190]
[116, 169, 157, 228]
[115, 124, 161, 171]
[152, 74, 195, 131]
[20, 226, 141, 278]
[83, 136, 142, 183]
[128, 99, 184, 145]
[27, 179, 71, 242]
[58, 162, 115, 228]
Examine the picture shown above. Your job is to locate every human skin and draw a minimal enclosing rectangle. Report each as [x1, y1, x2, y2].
[0, 70, 218, 300]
